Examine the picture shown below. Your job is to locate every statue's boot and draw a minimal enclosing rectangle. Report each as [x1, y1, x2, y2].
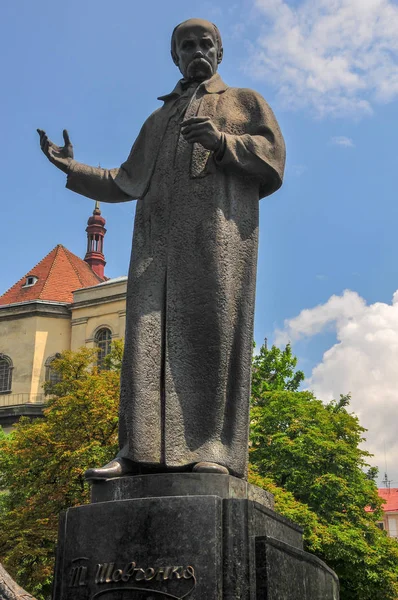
[84, 457, 135, 480]
[192, 462, 229, 474]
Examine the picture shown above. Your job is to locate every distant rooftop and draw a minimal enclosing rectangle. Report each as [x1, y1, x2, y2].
[0, 245, 104, 306]
[378, 488, 398, 512]
[89, 276, 128, 287]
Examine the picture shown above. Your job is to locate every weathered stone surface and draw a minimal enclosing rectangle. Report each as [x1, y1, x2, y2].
[38, 19, 286, 479]
[255, 536, 339, 600]
[90, 473, 274, 510]
[250, 500, 303, 550]
[54, 496, 223, 600]
[54, 476, 339, 599]
[0, 563, 36, 600]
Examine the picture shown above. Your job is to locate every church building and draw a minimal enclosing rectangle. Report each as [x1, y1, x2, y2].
[0, 204, 127, 432]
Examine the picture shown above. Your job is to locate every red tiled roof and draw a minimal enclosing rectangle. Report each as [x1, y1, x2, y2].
[365, 488, 398, 513]
[0, 245, 104, 306]
[378, 488, 398, 512]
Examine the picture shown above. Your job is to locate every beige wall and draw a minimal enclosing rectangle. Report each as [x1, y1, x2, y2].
[387, 513, 398, 538]
[0, 278, 127, 409]
[0, 308, 71, 407]
[0, 315, 37, 398]
[32, 316, 71, 395]
[71, 278, 127, 351]
[377, 511, 398, 539]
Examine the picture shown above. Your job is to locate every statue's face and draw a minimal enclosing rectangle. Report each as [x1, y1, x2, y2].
[174, 23, 220, 81]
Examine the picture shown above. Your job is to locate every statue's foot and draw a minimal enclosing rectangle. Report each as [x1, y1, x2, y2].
[84, 458, 135, 480]
[192, 461, 229, 474]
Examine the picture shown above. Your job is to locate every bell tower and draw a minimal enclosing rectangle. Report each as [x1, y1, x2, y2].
[84, 201, 107, 279]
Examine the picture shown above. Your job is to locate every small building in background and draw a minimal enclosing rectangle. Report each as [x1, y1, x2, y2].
[0, 203, 127, 433]
[375, 488, 398, 539]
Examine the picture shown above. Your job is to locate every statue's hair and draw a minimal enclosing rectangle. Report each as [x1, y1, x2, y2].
[171, 20, 223, 65]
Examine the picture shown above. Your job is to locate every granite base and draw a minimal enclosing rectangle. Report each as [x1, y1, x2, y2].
[52, 474, 339, 600]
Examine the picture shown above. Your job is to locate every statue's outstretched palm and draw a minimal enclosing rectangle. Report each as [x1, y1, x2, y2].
[37, 129, 74, 173]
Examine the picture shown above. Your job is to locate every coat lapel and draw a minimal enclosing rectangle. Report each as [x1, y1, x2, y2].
[188, 74, 229, 178]
[116, 75, 229, 198]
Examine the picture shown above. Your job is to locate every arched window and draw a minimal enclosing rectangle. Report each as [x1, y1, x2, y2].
[0, 354, 13, 393]
[45, 354, 62, 386]
[95, 328, 112, 369]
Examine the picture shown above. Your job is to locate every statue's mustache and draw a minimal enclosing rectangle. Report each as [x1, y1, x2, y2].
[188, 57, 211, 69]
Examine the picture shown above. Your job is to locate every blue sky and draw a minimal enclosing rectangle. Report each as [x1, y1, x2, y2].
[1, 0, 398, 484]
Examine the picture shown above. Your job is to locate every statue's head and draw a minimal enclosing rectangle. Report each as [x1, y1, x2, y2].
[171, 18, 223, 81]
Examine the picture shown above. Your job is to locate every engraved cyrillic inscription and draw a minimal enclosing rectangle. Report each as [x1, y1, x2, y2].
[68, 558, 196, 590]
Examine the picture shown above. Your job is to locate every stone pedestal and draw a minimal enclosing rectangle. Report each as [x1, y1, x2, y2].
[52, 474, 339, 600]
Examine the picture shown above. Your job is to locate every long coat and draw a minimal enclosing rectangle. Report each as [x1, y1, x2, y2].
[66, 73, 285, 478]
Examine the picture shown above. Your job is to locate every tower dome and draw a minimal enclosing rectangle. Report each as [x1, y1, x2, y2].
[84, 201, 107, 279]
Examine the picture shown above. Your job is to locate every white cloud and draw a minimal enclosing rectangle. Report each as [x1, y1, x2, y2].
[248, 0, 398, 117]
[331, 136, 355, 147]
[275, 289, 398, 482]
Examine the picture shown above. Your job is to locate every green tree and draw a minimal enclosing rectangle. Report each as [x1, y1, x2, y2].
[249, 341, 398, 600]
[252, 340, 304, 398]
[1, 340, 398, 600]
[0, 344, 122, 600]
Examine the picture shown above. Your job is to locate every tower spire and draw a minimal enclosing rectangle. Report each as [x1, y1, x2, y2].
[84, 201, 107, 279]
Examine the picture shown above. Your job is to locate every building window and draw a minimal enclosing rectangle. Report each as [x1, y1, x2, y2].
[0, 355, 13, 393]
[23, 275, 38, 287]
[88, 234, 103, 253]
[376, 522, 385, 530]
[95, 328, 112, 369]
[45, 354, 62, 386]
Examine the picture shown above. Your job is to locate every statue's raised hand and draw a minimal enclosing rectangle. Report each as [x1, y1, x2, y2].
[37, 129, 74, 174]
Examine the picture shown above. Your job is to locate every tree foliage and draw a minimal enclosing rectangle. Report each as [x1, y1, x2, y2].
[249, 342, 398, 600]
[252, 341, 304, 397]
[0, 340, 397, 599]
[0, 344, 121, 599]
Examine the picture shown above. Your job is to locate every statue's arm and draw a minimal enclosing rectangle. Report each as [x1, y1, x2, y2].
[66, 161, 131, 203]
[214, 131, 284, 197]
[214, 90, 286, 198]
[37, 129, 132, 203]
[180, 91, 286, 198]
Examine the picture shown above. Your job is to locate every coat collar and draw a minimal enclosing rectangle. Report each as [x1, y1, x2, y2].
[158, 73, 228, 102]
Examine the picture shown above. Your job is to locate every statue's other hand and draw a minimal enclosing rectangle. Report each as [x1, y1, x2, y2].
[181, 117, 222, 152]
[37, 129, 74, 174]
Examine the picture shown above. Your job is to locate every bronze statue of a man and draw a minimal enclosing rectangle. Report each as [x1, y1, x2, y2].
[38, 18, 285, 480]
